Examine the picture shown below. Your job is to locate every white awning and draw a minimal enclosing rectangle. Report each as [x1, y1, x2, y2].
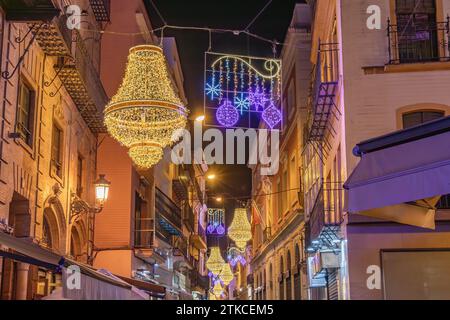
[344, 130, 450, 229]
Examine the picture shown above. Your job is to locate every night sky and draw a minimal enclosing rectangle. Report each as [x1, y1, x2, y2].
[144, 0, 303, 200]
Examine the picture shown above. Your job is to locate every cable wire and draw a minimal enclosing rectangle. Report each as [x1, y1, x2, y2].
[245, 0, 273, 31]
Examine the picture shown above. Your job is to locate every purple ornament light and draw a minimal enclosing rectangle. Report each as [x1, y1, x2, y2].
[249, 88, 269, 111]
[262, 103, 282, 129]
[216, 224, 226, 235]
[216, 100, 239, 127]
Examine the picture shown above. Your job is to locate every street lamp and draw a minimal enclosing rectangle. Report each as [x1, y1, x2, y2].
[70, 174, 111, 223]
[94, 174, 111, 205]
[195, 115, 206, 122]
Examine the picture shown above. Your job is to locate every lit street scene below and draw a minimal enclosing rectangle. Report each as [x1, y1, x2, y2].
[0, 0, 450, 305]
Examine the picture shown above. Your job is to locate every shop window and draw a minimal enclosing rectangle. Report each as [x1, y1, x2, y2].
[17, 79, 35, 146]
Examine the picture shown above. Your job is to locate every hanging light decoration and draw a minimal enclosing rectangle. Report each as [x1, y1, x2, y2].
[212, 281, 224, 298]
[220, 263, 234, 286]
[228, 208, 252, 250]
[206, 247, 226, 275]
[104, 45, 187, 168]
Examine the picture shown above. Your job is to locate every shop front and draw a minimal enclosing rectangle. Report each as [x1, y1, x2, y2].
[345, 116, 450, 300]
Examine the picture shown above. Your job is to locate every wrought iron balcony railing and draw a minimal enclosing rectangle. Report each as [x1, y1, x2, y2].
[31, 15, 108, 133]
[305, 179, 343, 250]
[388, 17, 450, 64]
[155, 187, 182, 244]
[305, 41, 340, 162]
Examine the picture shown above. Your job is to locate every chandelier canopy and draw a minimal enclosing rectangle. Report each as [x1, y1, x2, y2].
[228, 208, 252, 250]
[220, 263, 234, 286]
[206, 247, 226, 275]
[104, 45, 187, 168]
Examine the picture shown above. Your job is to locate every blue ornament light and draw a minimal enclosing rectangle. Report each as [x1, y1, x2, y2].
[206, 82, 221, 100]
[234, 95, 250, 115]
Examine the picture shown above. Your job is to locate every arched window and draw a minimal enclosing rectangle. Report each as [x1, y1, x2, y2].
[294, 244, 302, 300]
[42, 215, 53, 249]
[286, 251, 292, 300]
[70, 226, 82, 260]
[279, 256, 285, 300]
[262, 270, 266, 300]
[269, 263, 273, 299]
[402, 110, 445, 129]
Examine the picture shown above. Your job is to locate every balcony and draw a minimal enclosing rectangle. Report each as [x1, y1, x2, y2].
[306, 42, 340, 162]
[135, 218, 154, 249]
[155, 187, 182, 244]
[31, 15, 108, 133]
[305, 179, 343, 251]
[388, 17, 450, 64]
[191, 272, 209, 291]
[191, 222, 207, 250]
[89, 0, 111, 22]
[173, 235, 189, 261]
[182, 201, 195, 232]
[0, 0, 59, 21]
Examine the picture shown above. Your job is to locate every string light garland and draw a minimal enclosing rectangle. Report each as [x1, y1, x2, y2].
[204, 52, 282, 129]
[104, 45, 187, 168]
[228, 208, 252, 250]
[206, 247, 226, 275]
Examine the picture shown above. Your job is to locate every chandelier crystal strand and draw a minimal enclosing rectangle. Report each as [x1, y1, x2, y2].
[228, 208, 252, 250]
[206, 247, 226, 275]
[104, 45, 187, 168]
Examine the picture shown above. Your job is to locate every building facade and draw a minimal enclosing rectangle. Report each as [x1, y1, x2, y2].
[303, 0, 450, 300]
[93, 0, 209, 300]
[250, 3, 312, 301]
[0, 0, 107, 299]
[0, 0, 209, 300]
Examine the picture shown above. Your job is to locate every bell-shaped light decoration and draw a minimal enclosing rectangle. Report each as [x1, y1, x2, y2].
[212, 281, 224, 298]
[228, 208, 252, 250]
[104, 45, 187, 168]
[206, 247, 226, 275]
[220, 263, 234, 286]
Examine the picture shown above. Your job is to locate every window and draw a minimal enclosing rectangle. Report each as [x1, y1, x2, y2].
[135, 192, 152, 248]
[395, 0, 438, 63]
[287, 79, 296, 120]
[51, 124, 63, 178]
[41, 215, 52, 249]
[76, 155, 83, 197]
[402, 110, 445, 129]
[282, 169, 288, 213]
[17, 79, 35, 146]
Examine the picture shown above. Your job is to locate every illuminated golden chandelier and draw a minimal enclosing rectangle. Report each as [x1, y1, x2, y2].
[104, 45, 187, 168]
[206, 247, 226, 276]
[220, 263, 234, 286]
[228, 208, 252, 250]
[212, 281, 224, 298]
